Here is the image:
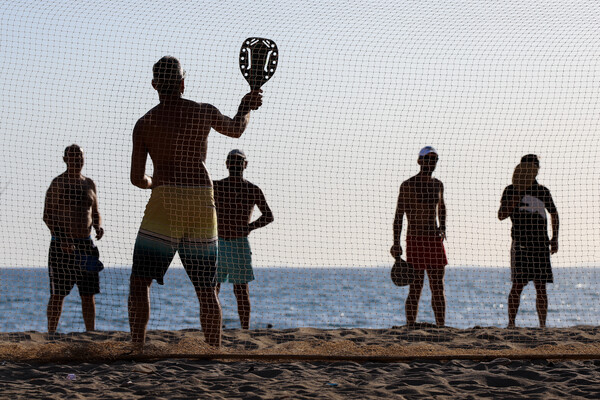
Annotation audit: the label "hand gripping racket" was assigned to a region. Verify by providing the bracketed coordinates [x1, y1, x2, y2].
[239, 38, 278, 90]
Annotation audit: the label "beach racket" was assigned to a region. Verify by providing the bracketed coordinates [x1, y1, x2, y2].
[512, 162, 537, 192]
[239, 38, 278, 90]
[391, 257, 415, 287]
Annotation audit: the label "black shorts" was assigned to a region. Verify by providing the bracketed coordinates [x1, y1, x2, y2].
[510, 241, 553, 284]
[48, 239, 101, 296]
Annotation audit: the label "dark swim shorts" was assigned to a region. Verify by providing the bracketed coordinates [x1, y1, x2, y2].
[48, 238, 101, 296]
[510, 241, 553, 284]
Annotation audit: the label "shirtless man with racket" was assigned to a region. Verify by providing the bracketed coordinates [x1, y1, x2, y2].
[391, 146, 448, 327]
[129, 56, 262, 348]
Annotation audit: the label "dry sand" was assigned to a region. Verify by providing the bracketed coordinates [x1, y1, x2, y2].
[1, 325, 600, 398]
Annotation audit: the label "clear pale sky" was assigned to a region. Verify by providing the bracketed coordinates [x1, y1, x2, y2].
[1, 0, 599, 268]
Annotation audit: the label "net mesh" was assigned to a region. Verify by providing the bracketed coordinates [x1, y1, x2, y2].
[1, 0, 600, 360]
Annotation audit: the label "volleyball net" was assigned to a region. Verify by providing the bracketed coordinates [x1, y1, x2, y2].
[1, 0, 600, 360]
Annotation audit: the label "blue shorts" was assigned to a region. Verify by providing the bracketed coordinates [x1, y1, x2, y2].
[217, 237, 254, 284]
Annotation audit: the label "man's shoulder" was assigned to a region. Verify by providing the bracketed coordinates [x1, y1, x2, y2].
[532, 182, 551, 192]
[50, 174, 66, 186]
[84, 176, 97, 189]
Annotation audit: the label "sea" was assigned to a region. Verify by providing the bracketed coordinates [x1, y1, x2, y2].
[1, 267, 599, 333]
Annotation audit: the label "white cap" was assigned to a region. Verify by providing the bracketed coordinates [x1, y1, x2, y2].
[227, 149, 247, 160]
[418, 146, 437, 157]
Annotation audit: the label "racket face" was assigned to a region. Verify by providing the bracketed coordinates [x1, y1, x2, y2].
[239, 38, 278, 89]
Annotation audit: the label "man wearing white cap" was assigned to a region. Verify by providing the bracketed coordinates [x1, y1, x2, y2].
[213, 149, 274, 329]
[391, 146, 448, 327]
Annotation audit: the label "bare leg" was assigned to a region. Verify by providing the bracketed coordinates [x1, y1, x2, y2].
[80, 295, 96, 331]
[233, 283, 251, 329]
[405, 270, 425, 327]
[47, 294, 65, 333]
[508, 282, 525, 328]
[195, 286, 222, 347]
[534, 282, 548, 328]
[427, 268, 446, 327]
[128, 275, 152, 345]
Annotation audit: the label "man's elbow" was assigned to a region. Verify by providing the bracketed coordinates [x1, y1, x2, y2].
[224, 128, 244, 138]
[130, 176, 146, 189]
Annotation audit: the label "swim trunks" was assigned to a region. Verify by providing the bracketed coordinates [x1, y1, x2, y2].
[48, 237, 101, 296]
[510, 241, 553, 284]
[406, 236, 448, 271]
[132, 186, 218, 286]
[217, 237, 254, 284]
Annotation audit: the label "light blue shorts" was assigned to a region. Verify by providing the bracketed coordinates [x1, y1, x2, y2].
[217, 237, 254, 284]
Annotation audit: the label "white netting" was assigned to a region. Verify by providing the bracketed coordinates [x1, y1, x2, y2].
[1, 0, 599, 357]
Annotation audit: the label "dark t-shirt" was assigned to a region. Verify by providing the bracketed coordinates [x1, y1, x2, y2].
[501, 181, 557, 248]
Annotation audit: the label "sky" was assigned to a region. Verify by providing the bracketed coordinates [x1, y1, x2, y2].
[1, 0, 600, 269]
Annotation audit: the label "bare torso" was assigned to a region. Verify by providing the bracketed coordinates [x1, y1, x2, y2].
[45, 174, 97, 239]
[214, 178, 261, 239]
[400, 174, 444, 237]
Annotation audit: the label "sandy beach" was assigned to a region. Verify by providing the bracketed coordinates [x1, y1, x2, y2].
[1, 326, 600, 398]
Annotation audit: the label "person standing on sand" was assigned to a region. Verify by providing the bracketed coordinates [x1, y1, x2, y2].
[43, 144, 104, 333]
[499, 154, 559, 329]
[214, 149, 274, 329]
[391, 146, 448, 327]
[128, 56, 262, 349]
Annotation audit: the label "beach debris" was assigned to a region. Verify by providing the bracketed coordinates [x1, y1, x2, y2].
[326, 382, 338, 387]
[132, 364, 156, 374]
[66, 373, 77, 380]
[267, 324, 273, 329]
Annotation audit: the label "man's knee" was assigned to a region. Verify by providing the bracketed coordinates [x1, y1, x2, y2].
[510, 283, 525, 294]
[80, 295, 95, 304]
[196, 286, 218, 301]
[233, 284, 249, 296]
[534, 282, 547, 294]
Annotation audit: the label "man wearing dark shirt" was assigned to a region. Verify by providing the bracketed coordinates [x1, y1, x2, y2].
[213, 150, 274, 329]
[499, 154, 559, 328]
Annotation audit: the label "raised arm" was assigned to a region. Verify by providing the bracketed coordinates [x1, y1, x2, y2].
[438, 182, 446, 239]
[130, 120, 153, 189]
[209, 90, 263, 138]
[248, 188, 274, 233]
[90, 179, 104, 240]
[391, 184, 406, 258]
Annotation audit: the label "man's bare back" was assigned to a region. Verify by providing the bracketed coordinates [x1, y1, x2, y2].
[131, 96, 259, 188]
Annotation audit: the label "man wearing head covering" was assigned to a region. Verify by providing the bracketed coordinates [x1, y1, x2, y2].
[129, 56, 263, 348]
[499, 154, 559, 328]
[213, 150, 274, 329]
[391, 146, 448, 327]
[43, 144, 104, 333]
